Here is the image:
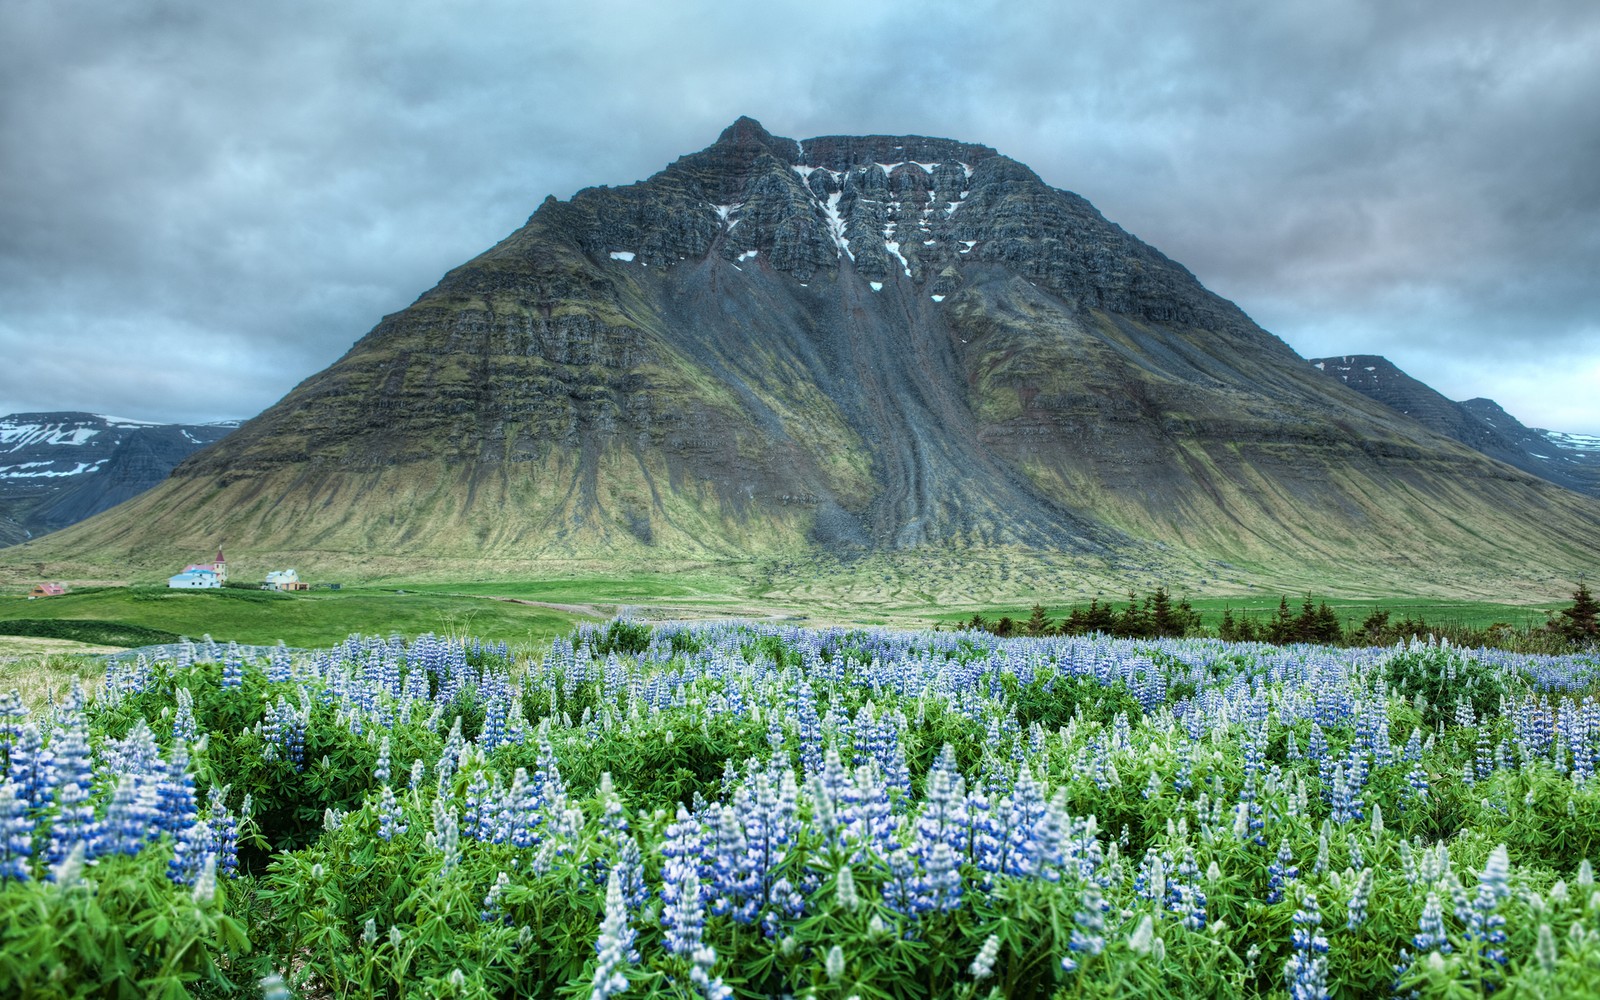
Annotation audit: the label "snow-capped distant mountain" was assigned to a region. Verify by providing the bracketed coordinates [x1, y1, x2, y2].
[0, 412, 237, 546]
[1540, 429, 1600, 457]
[1309, 357, 1600, 498]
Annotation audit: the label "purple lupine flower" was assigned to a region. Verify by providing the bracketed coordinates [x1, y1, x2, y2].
[46, 712, 95, 865]
[1267, 838, 1299, 904]
[1413, 891, 1450, 955]
[157, 741, 198, 835]
[1284, 892, 1329, 1000]
[0, 777, 32, 881]
[590, 867, 637, 1000]
[376, 784, 408, 841]
[1061, 881, 1108, 972]
[6, 722, 53, 811]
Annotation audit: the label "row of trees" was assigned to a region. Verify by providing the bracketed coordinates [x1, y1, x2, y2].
[963, 587, 1202, 640]
[953, 581, 1599, 649]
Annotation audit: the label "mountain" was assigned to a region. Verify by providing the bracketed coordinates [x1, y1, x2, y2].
[0, 413, 237, 546]
[5, 118, 1597, 600]
[1309, 356, 1600, 498]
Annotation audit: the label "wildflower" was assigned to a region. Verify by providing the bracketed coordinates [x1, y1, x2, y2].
[1128, 913, 1156, 954]
[0, 779, 32, 881]
[835, 865, 860, 912]
[1062, 881, 1107, 972]
[1413, 891, 1450, 955]
[825, 944, 845, 982]
[1284, 891, 1329, 1000]
[590, 868, 636, 999]
[1346, 868, 1372, 929]
[260, 973, 291, 1000]
[970, 934, 1001, 979]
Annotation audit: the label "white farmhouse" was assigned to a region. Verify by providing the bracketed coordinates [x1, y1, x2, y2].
[263, 569, 305, 591]
[168, 568, 221, 589]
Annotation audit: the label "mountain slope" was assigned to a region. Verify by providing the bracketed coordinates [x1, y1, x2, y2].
[1310, 356, 1600, 498]
[0, 413, 236, 545]
[5, 119, 1597, 600]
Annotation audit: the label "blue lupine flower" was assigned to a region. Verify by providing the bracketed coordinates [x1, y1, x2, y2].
[0, 778, 32, 881]
[1267, 838, 1299, 904]
[376, 784, 408, 841]
[1468, 845, 1511, 966]
[171, 688, 197, 745]
[1346, 867, 1372, 928]
[158, 741, 198, 835]
[374, 736, 392, 785]
[1062, 881, 1107, 971]
[590, 867, 637, 1000]
[1413, 891, 1450, 955]
[6, 722, 53, 811]
[660, 806, 707, 956]
[1284, 892, 1330, 1000]
[46, 712, 95, 864]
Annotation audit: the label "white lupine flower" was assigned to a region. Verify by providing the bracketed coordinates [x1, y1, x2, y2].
[825, 944, 845, 982]
[1536, 923, 1558, 973]
[836, 866, 860, 912]
[970, 934, 1001, 979]
[1129, 914, 1156, 954]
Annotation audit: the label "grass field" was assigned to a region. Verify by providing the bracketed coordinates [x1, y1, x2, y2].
[926, 593, 1566, 633]
[0, 585, 587, 650]
[0, 570, 1577, 659]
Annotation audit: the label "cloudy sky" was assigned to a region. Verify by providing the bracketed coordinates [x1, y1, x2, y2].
[3, 0, 1597, 433]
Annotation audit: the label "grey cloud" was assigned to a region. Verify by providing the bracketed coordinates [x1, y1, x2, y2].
[1, 0, 1596, 431]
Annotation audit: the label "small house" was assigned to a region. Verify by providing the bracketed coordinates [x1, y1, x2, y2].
[29, 582, 67, 598]
[263, 569, 307, 592]
[168, 568, 221, 589]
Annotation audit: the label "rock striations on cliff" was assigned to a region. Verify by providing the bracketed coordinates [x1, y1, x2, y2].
[8, 118, 1598, 596]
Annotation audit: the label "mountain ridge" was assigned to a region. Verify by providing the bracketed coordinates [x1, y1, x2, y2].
[0, 412, 236, 546]
[1309, 355, 1600, 497]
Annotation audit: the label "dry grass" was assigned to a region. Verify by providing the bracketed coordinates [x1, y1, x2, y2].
[0, 639, 108, 707]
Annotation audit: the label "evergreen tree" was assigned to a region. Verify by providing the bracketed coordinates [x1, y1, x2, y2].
[1294, 595, 1319, 644]
[1219, 607, 1238, 641]
[1084, 597, 1115, 635]
[1024, 603, 1051, 637]
[1555, 581, 1599, 643]
[1357, 609, 1391, 644]
[1266, 597, 1296, 644]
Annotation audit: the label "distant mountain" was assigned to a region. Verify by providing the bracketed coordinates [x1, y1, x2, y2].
[0, 413, 236, 545]
[6, 118, 1599, 599]
[1310, 356, 1600, 497]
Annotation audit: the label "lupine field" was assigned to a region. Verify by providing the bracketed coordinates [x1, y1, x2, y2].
[3, 621, 1600, 998]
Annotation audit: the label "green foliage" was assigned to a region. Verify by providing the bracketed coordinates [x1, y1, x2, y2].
[0, 852, 250, 999]
[587, 618, 654, 657]
[1383, 639, 1521, 730]
[0, 618, 181, 647]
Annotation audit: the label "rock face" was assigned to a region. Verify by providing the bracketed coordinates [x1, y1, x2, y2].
[8, 118, 1600, 594]
[0, 414, 236, 545]
[1311, 356, 1600, 498]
